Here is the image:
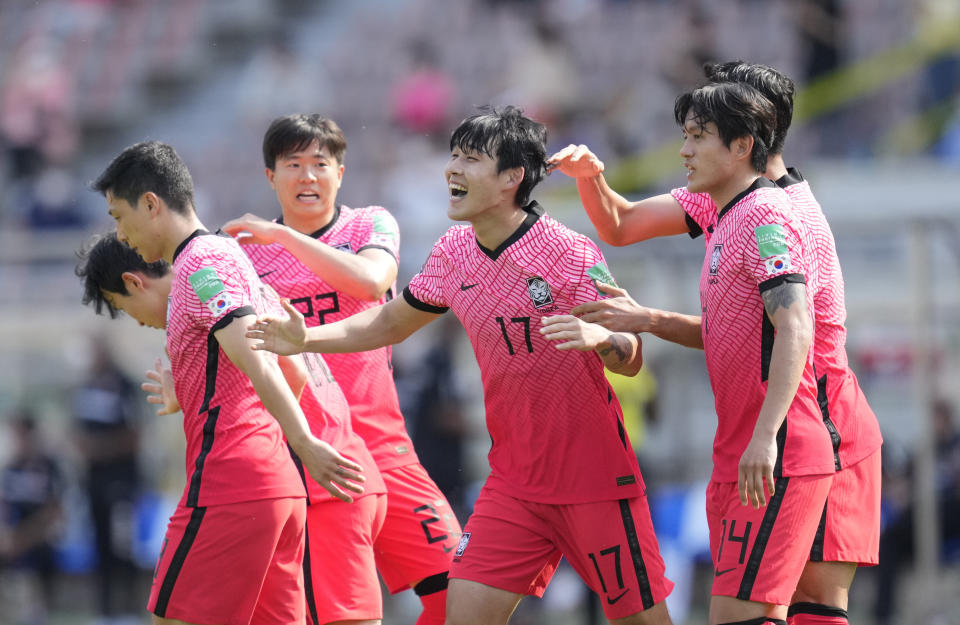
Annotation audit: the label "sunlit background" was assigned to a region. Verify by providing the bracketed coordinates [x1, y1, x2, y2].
[1, 0, 958, 623]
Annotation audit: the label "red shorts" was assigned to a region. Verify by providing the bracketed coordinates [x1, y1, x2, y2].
[305, 493, 387, 623]
[809, 448, 881, 566]
[374, 463, 461, 593]
[450, 486, 673, 620]
[148, 497, 306, 625]
[707, 474, 832, 606]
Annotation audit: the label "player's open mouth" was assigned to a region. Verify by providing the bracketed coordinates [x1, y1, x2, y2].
[449, 183, 467, 198]
[297, 193, 320, 201]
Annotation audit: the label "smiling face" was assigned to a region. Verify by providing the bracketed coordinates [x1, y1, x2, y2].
[101, 272, 170, 329]
[444, 147, 518, 223]
[266, 140, 343, 222]
[679, 112, 739, 196]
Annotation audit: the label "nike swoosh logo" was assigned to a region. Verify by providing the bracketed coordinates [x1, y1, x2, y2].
[257, 270, 276, 279]
[714, 567, 736, 577]
[460, 283, 478, 291]
[607, 589, 629, 605]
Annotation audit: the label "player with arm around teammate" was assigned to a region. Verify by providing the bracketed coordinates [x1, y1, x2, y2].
[551, 61, 882, 625]
[83, 141, 368, 625]
[222, 114, 461, 625]
[247, 106, 676, 625]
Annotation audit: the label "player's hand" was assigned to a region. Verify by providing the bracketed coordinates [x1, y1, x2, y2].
[298, 438, 365, 503]
[572, 283, 653, 334]
[546, 144, 605, 178]
[539, 314, 611, 351]
[246, 299, 307, 356]
[141, 357, 180, 415]
[738, 434, 777, 508]
[222, 213, 283, 245]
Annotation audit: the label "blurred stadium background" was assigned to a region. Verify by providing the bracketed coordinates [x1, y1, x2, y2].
[0, 0, 958, 623]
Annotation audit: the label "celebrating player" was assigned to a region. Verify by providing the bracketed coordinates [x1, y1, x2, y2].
[246, 106, 675, 625]
[221, 113, 460, 625]
[80, 141, 367, 625]
[550, 61, 882, 625]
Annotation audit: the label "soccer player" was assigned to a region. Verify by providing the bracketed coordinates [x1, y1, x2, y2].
[550, 61, 883, 625]
[76, 232, 388, 625]
[554, 82, 837, 625]
[220, 113, 461, 625]
[81, 141, 367, 625]
[246, 106, 675, 625]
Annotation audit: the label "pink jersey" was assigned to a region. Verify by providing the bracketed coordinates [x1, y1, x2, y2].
[404, 202, 644, 504]
[241, 205, 417, 471]
[672, 169, 882, 469]
[681, 179, 835, 482]
[166, 230, 305, 508]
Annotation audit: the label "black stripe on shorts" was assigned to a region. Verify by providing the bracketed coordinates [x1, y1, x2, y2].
[809, 498, 827, 562]
[737, 477, 789, 600]
[619, 499, 655, 609]
[153, 506, 207, 617]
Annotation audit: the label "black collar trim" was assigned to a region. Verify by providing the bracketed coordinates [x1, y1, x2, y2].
[277, 205, 341, 239]
[478, 201, 543, 261]
[775, 167, 805, 189]
[717, 177, 776, 224]
[172, 229, 211, 263]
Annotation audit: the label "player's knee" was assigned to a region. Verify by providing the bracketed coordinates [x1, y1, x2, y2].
[787, 602, 848, 624]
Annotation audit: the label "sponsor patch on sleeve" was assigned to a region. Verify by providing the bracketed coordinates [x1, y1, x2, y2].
[370, 214, 399, 247]
[188, 267, 226, 303]
[586, 263, 618, 293]
[755, 224, 789, 258]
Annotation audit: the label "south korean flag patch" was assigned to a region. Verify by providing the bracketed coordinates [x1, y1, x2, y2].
[526, 276, 554, 309]
[763, 254, 793, 275]
[206, 292, 237, 318]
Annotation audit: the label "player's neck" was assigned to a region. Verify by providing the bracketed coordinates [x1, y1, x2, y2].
[281, 203, 337, 235]
[471, 204, 527, 251]
[763, 154, 788, 181]
[708, 170, 762, 213]
[164, 211, 207, 263]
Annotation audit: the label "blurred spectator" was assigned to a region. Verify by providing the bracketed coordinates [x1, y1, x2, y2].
[873, 398, 960, 625]
[407, 316, 471, 523]
[390, 38, 457, 136]
[0, 407, 64, 625]
[70, 340, 143, 622]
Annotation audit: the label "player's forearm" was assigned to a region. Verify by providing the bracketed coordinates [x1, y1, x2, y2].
[275, 228, 393, 301]
[596, 332, 643, 376]
[647, 310, 704, 350]
[576, 174, 636, 246]
[753, 316, 812, 439]
[302, 298, 422, 353]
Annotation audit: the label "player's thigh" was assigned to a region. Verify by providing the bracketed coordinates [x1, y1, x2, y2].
[706, 475, 832, 609]
[609, 600, 672, 625]
[306, 494, 386, 623]
[446, 578, 523, 625]
[375, 464, 461, 592]
[792, 560, 857, 608]
[553, 497, 674, 621]
[448, 486, 561, 598]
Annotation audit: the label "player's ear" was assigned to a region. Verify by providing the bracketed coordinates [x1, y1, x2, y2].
[503, 166, 524, 189]
[265, 167, 276, 188]
[733, 135, 753, 161]
[140, 191, 161, 215]
[121, 271, 145, 292]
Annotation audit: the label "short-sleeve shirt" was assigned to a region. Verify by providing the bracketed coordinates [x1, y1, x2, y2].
[679, 179, 835, 482]
[242, 205, 417, 472]
[672, 170, 883, 470]
[166, 230, 305, 508]
[404, 202, 643, 504]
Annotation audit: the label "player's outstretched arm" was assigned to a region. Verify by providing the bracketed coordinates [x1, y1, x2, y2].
[141, 356, 180, 416]
[547, 144, 690, 245]
[539, 315, 644, 376]
[739, 281, 812, 510]
[224, 213, 397, 301]
[216, 316, 365, 502]
[572, 283, 704, 349]
[248, 296, 438, 355]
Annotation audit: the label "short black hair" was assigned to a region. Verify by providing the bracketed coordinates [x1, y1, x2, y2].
[262, 114, 347, 170]
[704, 60, 795, 155]
[674, 82, 777, 173]
[449, 105, 547, 207]
[75, 231, 170, 318]
[91, 141, 195, 215]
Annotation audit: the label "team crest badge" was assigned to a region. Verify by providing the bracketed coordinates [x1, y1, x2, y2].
[710, 244, 723, 275]
[455, 532, 471, 558]
[526, 276, 554, 309]
[333, 242, 353, 253]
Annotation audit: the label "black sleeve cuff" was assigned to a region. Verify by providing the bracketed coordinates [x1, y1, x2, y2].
[758, 273, 805, 293]
[210, 305, 257, 333]
[685, 212, 703, 239]
[402, 286, 448, 314]
[357, 244, 399, 264]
